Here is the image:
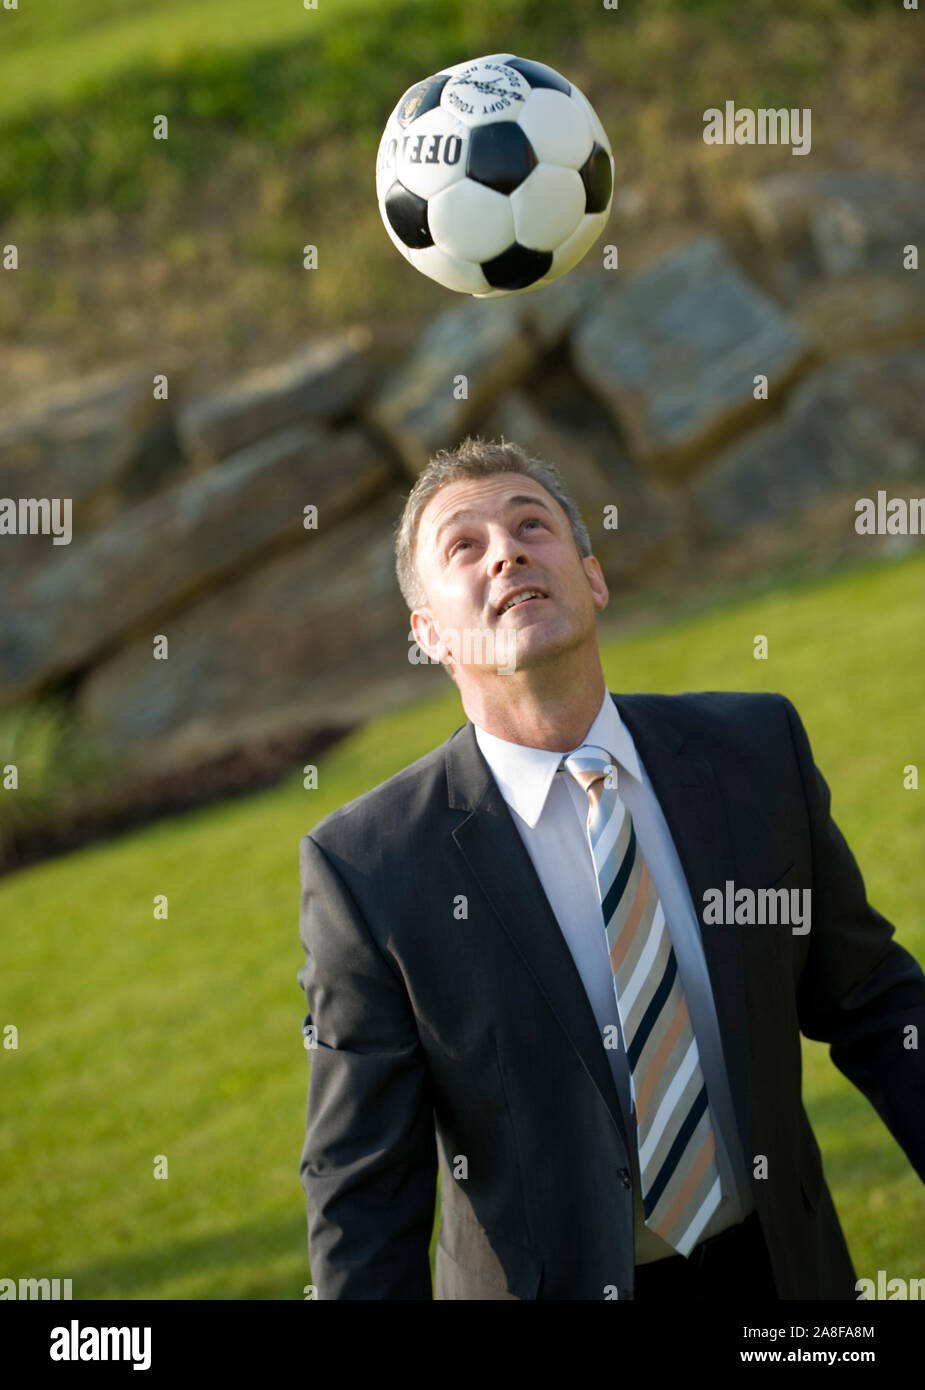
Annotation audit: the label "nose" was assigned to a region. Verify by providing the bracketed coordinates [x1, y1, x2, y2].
[487, 526, 529, 575]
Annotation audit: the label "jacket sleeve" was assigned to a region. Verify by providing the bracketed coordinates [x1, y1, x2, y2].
[781, 695, 925, 1182]
[297, 831, 437, 1298]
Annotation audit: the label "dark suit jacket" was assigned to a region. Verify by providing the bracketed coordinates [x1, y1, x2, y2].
[297, 690, 925, 1299]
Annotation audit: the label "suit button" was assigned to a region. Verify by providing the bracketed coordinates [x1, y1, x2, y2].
[617, 1168, 631, 1188]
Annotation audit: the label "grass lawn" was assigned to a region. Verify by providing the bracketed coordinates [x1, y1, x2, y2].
[1, 547, 923, 1298]
[0, 0, 377, 122]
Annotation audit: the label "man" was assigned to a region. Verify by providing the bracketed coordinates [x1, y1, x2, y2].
[297, 435, 925, 1300]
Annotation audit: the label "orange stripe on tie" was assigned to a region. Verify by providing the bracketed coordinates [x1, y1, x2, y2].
[634, 996, 690, 1126]
[608, 860, 651, 976]
[655, 1129, 717, 1242]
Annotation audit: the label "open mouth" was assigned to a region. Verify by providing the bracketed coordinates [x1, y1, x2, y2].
[496, 589, 549, 616]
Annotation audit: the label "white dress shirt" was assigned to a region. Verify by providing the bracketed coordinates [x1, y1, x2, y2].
[473, 689, 754, 1263]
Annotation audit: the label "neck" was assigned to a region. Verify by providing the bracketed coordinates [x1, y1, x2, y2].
[459, 655, 608, 751]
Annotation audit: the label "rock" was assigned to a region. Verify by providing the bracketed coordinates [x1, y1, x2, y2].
[72, 491, 445, 771]
[741, 171, 925, 277]
[690, 347, 925, 540]
[365, 297, 536, 474]
[0, 365, 188, 540]
[571, 235, 812, 477]
[177, 327, 374, 464]
[0, 425, 392, 707]
[481, 374, 680, 584]
[795, 273, 925, 357]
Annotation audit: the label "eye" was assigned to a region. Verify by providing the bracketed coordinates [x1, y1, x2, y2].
[521, 516, 545, 531]
[448, 537, 473, 557]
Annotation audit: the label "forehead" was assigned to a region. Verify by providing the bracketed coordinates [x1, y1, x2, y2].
[418, 472, 559, 543]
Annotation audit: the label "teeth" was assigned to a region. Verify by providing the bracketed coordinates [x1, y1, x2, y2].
[500, 590, 545, 614]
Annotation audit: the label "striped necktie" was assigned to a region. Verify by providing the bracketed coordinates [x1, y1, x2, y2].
[561, 745, 723, 1257]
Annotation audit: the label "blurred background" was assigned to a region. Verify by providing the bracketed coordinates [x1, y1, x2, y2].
[1, 0, 923, 1298]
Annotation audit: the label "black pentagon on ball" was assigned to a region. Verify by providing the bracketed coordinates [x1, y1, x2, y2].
[481, 242, 553, 291]
[466, 122, 538, 195]
[504, 57, 570, 95]
[384, 181, 433, 249]
[396, 73, 451, 128]
[580, 142, 613, 214]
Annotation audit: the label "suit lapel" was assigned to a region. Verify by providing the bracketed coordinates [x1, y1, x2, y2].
[446, 718, 631, 1152]
[444, 692, 750, 1164]
[612, 694, 750, 1157]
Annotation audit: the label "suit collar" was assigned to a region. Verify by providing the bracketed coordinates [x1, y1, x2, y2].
[447, 693, 682, 813]
[471, 691, 644, 829]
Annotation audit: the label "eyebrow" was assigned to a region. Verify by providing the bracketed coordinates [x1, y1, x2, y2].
[433, 494, 555, 548]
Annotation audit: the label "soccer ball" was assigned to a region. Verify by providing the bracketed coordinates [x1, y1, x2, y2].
[375, 54, 614, 298]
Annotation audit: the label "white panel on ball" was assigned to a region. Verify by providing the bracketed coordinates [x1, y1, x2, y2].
[391, 108, 471, 201]
[567, 84, 612, 156]
[439, 58, 531, 128]
[510, 165, 585, 250]
[516, 89, 594, 169]
[409, 244, 492, 295]
[428, 179, 515, 260]
[548, 207, 610, 279]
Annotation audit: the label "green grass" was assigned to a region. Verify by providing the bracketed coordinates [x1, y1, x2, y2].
[1, 548, 922, 1297]
[0, 0, 366, 122]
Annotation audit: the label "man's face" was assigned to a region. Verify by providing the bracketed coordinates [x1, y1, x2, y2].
[410, 472, 608, 678]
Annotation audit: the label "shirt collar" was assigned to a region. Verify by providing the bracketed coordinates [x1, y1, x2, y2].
[472, 690, 642, 829]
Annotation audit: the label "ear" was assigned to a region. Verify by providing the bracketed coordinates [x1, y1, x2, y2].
[411, 607, 452, 663]
[582, 554, 609, 611]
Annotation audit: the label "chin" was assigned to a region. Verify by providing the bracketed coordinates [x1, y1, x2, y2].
[504, 630, 573, 669]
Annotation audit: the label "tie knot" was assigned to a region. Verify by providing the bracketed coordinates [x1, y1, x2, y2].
[560, 745, 617, 794]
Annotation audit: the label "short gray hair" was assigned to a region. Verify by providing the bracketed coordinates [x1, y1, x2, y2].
[393, 434, 592, 612]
